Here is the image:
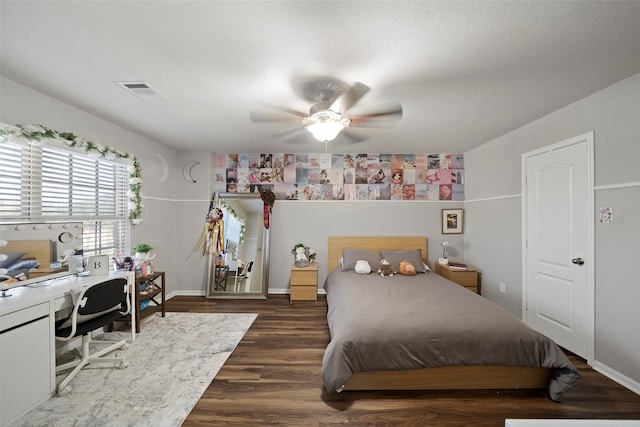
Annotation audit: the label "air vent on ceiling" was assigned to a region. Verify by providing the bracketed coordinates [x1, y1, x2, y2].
[115, 81, 169, 101]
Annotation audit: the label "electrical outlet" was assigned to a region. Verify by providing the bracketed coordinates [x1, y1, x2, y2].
[499, 282, 506, 294]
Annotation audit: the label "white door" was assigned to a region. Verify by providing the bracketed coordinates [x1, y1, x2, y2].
[522, 133, 594, 362]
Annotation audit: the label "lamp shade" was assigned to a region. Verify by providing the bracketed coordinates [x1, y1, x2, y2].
[306, 121, 345, 142]
[304, 109, 351, 142]
[441, 240, 449, 258]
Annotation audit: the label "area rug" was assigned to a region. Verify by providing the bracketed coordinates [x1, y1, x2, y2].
[10, 312, 257, 427]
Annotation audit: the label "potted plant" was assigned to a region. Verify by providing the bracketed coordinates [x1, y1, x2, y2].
[132, 242, 156, 263]
[132, 242, 153, 255]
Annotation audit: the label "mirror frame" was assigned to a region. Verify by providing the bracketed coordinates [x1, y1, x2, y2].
[205, 192, 269, 299]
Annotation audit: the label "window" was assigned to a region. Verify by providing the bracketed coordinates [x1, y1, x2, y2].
[223, 209, 243, 247]
[0, 143, 130, 257]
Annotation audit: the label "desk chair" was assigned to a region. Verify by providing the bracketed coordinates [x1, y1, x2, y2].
[55, 277, 130, 395]
[238, 260, 253, 280]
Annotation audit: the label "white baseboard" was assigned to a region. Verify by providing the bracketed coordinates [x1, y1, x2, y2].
[166, 290, 205, 300]
[265, 288, 327, 295]
[169, 288, 327, 297]
[593, 360, 640, 396]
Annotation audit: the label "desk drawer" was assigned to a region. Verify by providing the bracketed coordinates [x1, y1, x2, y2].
[1, 302, 49, 332]
[1, 303, 52, 426]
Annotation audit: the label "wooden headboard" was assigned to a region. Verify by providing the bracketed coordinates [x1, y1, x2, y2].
[1, 239, 53, 272]
[327, 236, 428, 275]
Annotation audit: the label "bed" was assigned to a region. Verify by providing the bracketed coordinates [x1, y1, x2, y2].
[322, 236, 579, 402]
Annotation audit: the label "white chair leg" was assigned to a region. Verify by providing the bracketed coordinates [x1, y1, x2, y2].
[56, 335, 128, 395]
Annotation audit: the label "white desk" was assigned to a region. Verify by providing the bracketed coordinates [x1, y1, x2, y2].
[0, 270, 135, 426]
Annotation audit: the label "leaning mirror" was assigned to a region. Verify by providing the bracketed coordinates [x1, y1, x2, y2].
[205, 192, 269, 299]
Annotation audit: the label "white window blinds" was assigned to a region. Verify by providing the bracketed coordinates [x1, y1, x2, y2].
[0, 143, 130, 257]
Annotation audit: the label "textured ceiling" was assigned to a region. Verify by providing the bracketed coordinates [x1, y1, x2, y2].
[2, 1, 640, 154]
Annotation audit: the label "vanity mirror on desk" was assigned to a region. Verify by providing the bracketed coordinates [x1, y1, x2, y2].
[205, 192, 269, 299]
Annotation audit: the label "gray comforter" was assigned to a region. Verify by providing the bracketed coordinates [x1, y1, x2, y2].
[321, 268, 579, 401]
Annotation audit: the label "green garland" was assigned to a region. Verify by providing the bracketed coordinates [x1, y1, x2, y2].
[0, 123, 143, 224]
[219, 200, 246, 243]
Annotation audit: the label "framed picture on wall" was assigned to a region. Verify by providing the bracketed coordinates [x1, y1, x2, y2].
[442, 208, 464, 234]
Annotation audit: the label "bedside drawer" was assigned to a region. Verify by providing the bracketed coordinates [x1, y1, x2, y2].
[435, 263, 480, 294]
[290, 285, 317, 301]
[290, 264, 318, 303]
[291, 270, 317, 285]
[447, 271, 478, 287]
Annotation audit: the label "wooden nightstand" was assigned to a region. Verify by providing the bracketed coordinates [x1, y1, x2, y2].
[435, 263, 480, 294]
[290, 263, 318, 303]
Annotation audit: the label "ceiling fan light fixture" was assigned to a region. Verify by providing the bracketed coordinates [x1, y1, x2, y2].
[305, 110, 350, 142]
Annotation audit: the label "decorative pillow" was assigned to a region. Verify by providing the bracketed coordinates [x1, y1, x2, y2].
[380, 249, 425, 273]
[341, 249, 381, 271]
[0, 251, 25, 268]
[6, 259, 39, 272]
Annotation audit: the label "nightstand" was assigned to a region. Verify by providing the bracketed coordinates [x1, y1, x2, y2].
[290, 263, 318, 303]
[435, 263, 480, 294]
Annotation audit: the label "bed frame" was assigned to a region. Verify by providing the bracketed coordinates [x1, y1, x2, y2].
[327, 236, 550, 391]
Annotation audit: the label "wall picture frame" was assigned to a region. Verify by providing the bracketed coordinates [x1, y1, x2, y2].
[442, 208, 464, 234]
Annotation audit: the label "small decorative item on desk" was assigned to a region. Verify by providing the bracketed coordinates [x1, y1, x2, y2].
[292, 243, 315, 268]
[113, 254, 131, 271]
[215, 253, 225, 266]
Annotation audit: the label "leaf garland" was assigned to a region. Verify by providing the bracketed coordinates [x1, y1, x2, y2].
[0, 123, 143, 224]
[219, 200, 246, 243]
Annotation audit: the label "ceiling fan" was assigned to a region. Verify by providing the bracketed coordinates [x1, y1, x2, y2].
[250, 77, 403, 147]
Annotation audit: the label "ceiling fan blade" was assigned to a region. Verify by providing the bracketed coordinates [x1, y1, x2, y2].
[349, 103, 403, 128]
[271, 126, 306, 139]
[330, 82, 370, 114]
[332, 128, 370, 146]
[250, 102, 307, 123]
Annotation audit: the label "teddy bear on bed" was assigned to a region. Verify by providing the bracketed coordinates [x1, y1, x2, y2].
[377, 259, 394, 276]
[399, 260, 417, 276]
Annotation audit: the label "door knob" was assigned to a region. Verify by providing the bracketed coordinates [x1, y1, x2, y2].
[571, 258, 585, 265]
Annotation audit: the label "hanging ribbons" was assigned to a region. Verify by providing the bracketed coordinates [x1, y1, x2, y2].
[259, 187, 276, 229]
[194, 197, 225, 256]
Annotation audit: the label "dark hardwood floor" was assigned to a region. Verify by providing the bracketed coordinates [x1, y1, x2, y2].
[166, 295, 640, 426]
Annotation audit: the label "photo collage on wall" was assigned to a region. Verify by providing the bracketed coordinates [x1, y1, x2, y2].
[214, 153, 464, 201]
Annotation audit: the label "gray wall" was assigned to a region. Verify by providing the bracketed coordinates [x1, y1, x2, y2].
[464, 72, 640, 391]
[0, 76, 182, 296]
[266, 200, 464, 293]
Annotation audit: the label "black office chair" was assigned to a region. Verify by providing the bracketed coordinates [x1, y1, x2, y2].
[241, 260, 253, 279]
[231, 260, 253, 281]
[55, 277, 130, 395]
